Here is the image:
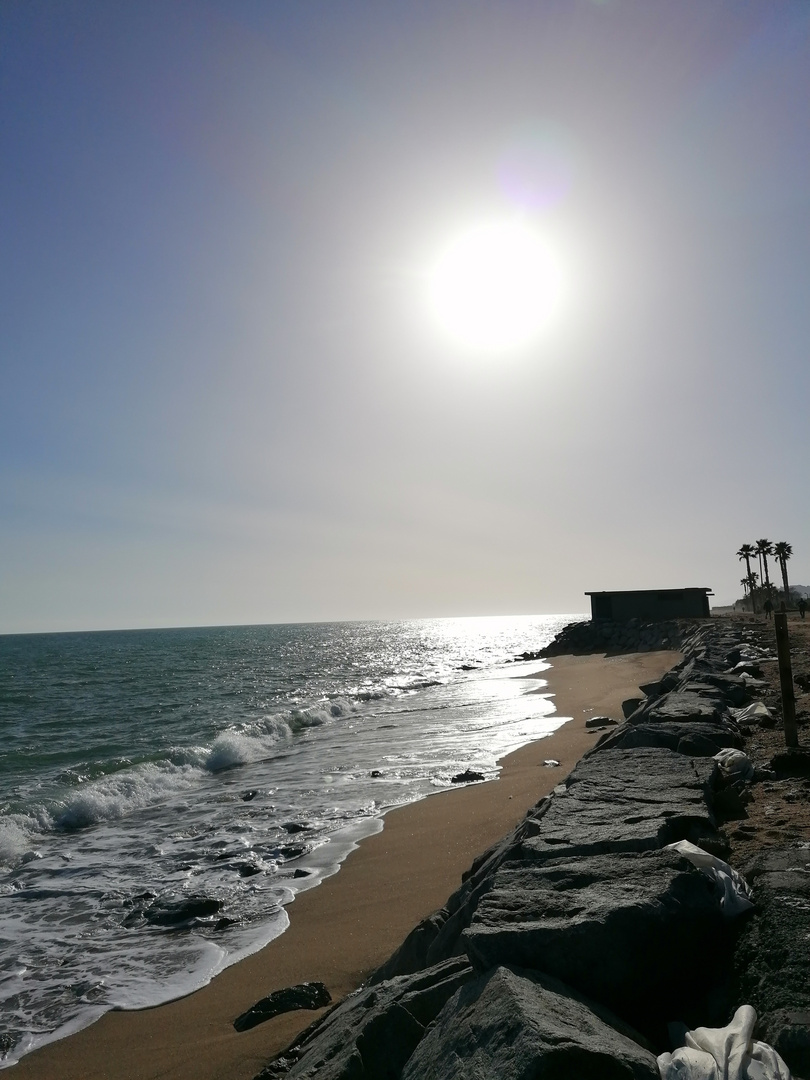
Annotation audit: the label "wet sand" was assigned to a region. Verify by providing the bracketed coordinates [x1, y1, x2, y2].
[11, 649, 678, 1080]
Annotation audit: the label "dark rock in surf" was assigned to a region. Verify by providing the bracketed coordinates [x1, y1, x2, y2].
[142, 895, 223, 928]
[451, 769, 485, 784]
[401, 966, 659, 1080]
[279, 844, 309, 860]
[234, 982, 332, 1033]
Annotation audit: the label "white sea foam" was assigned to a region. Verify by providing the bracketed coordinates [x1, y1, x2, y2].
[51, 762, 203, 831]
[204, 700, 357, 772]
[0, 818, 35, 868]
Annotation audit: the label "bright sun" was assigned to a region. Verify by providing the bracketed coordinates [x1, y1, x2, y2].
[427, 219, 561, 352]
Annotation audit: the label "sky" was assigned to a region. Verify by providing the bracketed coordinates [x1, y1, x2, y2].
[2, 0, 810, 633]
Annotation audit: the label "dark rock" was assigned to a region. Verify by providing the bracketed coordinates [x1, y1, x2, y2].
[515, 748, 719, 863]
[638, 680, 663, 699]
[293, 868, 311, 878]
[234, 982, 332, 1032]
[141, 895, 223, 928]
[585, 716, 617, 729]
[450, 769, 485, 784]
[677, 672, 749, 707]
[266, 958, 474, 1079]
[242, 790, 259, 801]
[734, 847, 810, 1077]
[279, 844, 309, 860]
[401, 966, 658, 1080]
[464, 849, 731, 1040]
[254, 1055, 299, 1079]
[214, 917, 237, 931]
[622, 698, 644, 718]
[370, 770, 383, 778]
[590, 721, 743, 757]
[238, 862, 263, 877]
[282, 822, 312, 834]
[770, 747, 810, 778]
[712, 785, 749, 822]
[634, 692, 725, 726]
[0, 1034, 15, 1054]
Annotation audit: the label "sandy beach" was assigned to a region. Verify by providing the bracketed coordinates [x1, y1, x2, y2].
[10, 649, 678, 1080]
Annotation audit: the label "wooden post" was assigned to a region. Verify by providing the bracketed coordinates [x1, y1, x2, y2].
[774, 611, 799, 748]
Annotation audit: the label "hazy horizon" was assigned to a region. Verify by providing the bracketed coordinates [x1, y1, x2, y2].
[3, 1, 809, 635]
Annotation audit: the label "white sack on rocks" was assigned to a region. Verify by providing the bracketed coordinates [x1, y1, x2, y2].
[665, 841, 754, 916]
[731, 702, 775, 725]
[657, 1004, 791, 1080]
[714, 749, 754, 781]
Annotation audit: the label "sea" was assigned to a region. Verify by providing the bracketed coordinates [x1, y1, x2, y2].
[0, 614, 580, 1066]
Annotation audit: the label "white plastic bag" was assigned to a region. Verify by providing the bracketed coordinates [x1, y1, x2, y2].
[730, 702, 774, 726]
[713, 749, 754, 781]
[658, 1005, 792, 1080]
[666, 841, 754, 916]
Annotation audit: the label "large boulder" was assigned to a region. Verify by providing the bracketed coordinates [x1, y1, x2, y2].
[733, 846, 810, 1078]
[463, 849, 731, 1040]
[401, 966, 659, 1080]
[517, 747, 719, 863]
[590, 720, 743, 757]
[634, 692, 726, 726]
[676, 672, 749, 707]
[262, 958, 474, 1080]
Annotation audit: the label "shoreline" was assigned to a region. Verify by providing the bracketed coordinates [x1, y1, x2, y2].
[9, 649, 679, 1080]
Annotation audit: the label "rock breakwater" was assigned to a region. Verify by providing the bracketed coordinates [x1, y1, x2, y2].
[250, 620, 808, 1079]
[539, 617, 688, 656]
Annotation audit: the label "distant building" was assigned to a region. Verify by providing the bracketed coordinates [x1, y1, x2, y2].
[586, 588, 712, 622]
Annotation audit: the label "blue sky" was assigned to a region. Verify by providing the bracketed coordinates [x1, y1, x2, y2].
[2, 0, 810, 632]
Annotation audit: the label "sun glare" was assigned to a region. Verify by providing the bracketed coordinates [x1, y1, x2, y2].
[427, 220, 562, 352]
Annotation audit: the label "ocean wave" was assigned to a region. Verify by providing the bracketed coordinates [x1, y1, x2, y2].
[204, 698, 357, 772]
[0, 817, 36, 868]
[388, 677, 447, 692]
[51, 762, 203, 831]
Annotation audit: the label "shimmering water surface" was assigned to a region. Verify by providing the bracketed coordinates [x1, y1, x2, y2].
[0, 614, 579, 1065]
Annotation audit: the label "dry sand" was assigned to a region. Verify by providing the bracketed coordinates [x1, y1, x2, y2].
[11, 649, 678, 1080]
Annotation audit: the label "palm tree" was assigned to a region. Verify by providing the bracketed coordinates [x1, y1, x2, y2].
[738, 544, 758, 612]
[747, 571, 759, 612]
[740, 577, 749, 596]
[773, 541, 793, 605]
[756, 539, 774, 598]
[737, 544, 756, 580]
